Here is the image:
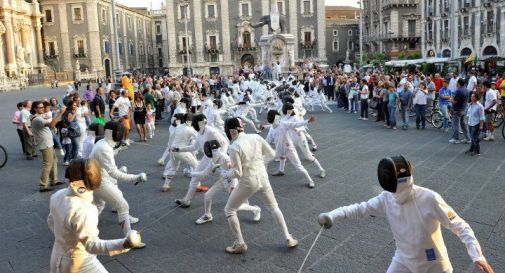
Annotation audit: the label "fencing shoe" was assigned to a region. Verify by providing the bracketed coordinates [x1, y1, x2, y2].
[195, 215, 213, 225]
[225, 242, 248, 254]
[253, 206, 261, 222]
[272, 171, 285, 176]
[287, 237, 299, 248]
[129, 216, 139, 224]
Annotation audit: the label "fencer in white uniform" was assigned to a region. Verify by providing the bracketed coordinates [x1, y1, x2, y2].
[157, 114, 180, 167]
[89, 122, 148, 242]
[162, 113, 198, 192]
[264, 109, 320, 188]
[318, 156, 494, 273]
[221, 117, 298, 254]
[190, 140, 261, 225]
[173, 114, 229, 207]
[48, 159, 143, 273]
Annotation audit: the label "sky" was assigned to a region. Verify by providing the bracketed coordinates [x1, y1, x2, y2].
[117, 0, 359, 9]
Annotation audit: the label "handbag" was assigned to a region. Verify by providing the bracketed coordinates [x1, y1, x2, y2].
[68, 122, 81, 138]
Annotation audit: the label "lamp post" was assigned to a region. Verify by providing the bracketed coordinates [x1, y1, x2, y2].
[358, 0, 363, 68]
[182, 2, 192, 77]
[111, 0, 122, 86]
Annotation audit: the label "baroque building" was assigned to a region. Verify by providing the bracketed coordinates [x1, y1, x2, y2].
[361, 0, 422, 59]
[164, 0, 327, 76]
[325, 6, 360, 66]
[0, 0, 45, 90]
[421, 0, 504, 64]
[39, 0, 156, 80]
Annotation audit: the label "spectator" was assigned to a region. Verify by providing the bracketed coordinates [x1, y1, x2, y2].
[398, 83, 413, 130]
[388, 84, 399, 130]
[381, 82, 390, 128]
[466, 93, 485, 156]
[483, 81, 497, 141]
[467, 71, 478, 93]
[91, 87, 106, 125]
[449, 78, 471, 144]
[133, 92, 148, 142]
[21, 100, 36, 160]
[108, 90, 119, 120]
[84, 84, 94, 102]
[74, 97, 89, 158]
[30, 101, 66, 192]
[438, 79, 452, 132]
[111, 90, 132, 146]
[413, 82, 428, 130]
[359, 79, 369, 120]
[12, 102, 26, 154]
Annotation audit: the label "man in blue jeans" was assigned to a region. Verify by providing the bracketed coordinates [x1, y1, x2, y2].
[398, 84, 413, 130]
[449, 78, 470, 144]
[438, 79, 452, 132]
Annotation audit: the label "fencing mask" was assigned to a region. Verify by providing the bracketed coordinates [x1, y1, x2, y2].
[224, 117, 244, 141]
[204, 140, 221, 159]
[192, 113, 207, 134]
[377, 155, 413, 193]
[104, 121, 125, 149]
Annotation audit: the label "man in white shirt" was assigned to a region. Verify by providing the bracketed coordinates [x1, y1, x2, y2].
[110, 90, 132, 145]
[448, 72, 459, 93]
[20, 100, 37, 159]
[275, 62, 282, 81]
[483, 81, 497, 141]
[467, 71, 478, 92]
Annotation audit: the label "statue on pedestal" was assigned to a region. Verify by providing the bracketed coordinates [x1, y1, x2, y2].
[250, 1, 286, 34]
[16, 45, 25, 66]
[75, 60, 81, 72]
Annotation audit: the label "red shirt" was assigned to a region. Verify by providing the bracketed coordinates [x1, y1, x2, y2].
[433, 78, 443, 92]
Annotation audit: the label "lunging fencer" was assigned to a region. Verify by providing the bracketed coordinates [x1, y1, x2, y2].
[318, 155, 494, 273]
[191, 140, 261, 225]
[221, 117, 298, 254]
[48, 159, 143, 273]
[173, 114, 229, 207]
[89, 122, 148, 246]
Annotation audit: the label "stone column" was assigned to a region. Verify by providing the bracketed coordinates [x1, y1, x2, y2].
[133, 15, 139, 69]
[0, 22, 6, 77]
[33, 23, 45, 67]
[316, 0, 326, 61]
[122, 13, 129, 69]
[86, 0, 103, 74]
[58, 2, 73, 72]
[288, 0, 298, 60]
[166, 0, 178, 68]
[220, 0, 232, 64]
[474, 6, 481, 56]
[3, 13, 17, 75]
[193, 0, 204, 64]
[261, 0, 269, 36]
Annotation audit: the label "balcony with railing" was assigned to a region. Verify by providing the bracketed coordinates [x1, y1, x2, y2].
[382, 0, 418, 9]
[301, 40, 316, 49]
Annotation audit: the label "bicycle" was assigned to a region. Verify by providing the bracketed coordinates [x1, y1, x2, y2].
[0, 145, 7, 169]
[493, 104, 505, 128]
[431, 110, 463, 134]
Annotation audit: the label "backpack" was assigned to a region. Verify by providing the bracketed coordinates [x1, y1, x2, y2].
[399, 91, 409, 106]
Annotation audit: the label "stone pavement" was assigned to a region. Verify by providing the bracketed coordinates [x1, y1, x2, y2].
[0, 86, 504, 273]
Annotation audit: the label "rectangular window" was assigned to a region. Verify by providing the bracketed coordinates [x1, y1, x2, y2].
[208, 4, 216, 18]
[241, 3, 249, 17]
[182, 37, 188, 50]
[242, 32, 251, 47]
[77, 40, 85, 55]
[127, 17, 132, 29]
[130, 44, 134, 55]
[348, 30, 352, 36]
[443, 20, 449, 38]
[487, 10, 494, 33]
[303, 0, 310, 14]
[156, 24, 161, 35]
[428, 22, 433, 40]
[277, 2, 284, 15]
[304, 32, 311, 44]
[463, 16, 469, 35]
[48, 42, 56, 56]
[209, 36, 217, 49]
[408, 20, 416, 37]
[181, 5, 188, 19]
[119, 42, 123, 55]
[73, 8, 82, 21]
[332, 41, 339, 51]
[45, 10, 53, 23]
[210, 54, 218, 62]
[333, 29, 338, 36]
[116, 13, 120, 25]
[104, 41, 110, 53]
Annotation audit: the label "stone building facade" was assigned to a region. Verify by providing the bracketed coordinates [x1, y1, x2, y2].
[325, 6, 360, 66]
[164, 0, 327, 76]
[39, 0, 156, 80]
[0, 0, 45, 90]
[421, 0, 504, 62]
[362, 0, 422, 59]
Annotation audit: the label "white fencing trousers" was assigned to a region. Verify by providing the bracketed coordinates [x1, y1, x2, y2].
[224, 172, 291, 245]
[181, 156, 211, 204]
[303, 131, 317, 147]
[203, 179, 257, 217]
[386, 258, 453, 273]
[278, 147, 313, 183]
[93, 182, 131, 235]
[248, 107, 258, 121]
[50, 253, 108, 273]
[163, 152, 198, 177]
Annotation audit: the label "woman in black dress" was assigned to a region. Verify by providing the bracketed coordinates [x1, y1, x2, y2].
[133, 92, 147, 142]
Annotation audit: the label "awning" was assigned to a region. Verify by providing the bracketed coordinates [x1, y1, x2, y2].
[480, 56, 505, 62]
[385, 59, 424, 67]
[425, 57, 451, 64]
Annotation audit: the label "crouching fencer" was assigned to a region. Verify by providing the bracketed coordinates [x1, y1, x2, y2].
[221, 117, 298, 254]
[48, 159, 144, 273]
[191, 140, 261, 225]
[90, 122, 148, 245]
[318, 155, 494, 273]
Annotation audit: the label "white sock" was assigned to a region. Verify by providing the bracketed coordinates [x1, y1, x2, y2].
[279, 159, 286, 172]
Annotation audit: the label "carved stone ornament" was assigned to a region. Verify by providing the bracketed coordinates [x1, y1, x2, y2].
[0, 21, 5, 34]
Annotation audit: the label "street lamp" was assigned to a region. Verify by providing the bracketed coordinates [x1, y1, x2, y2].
[358, 0, 363, 68]
[111, 0, 122, 86]
[182, 2, 192, 77]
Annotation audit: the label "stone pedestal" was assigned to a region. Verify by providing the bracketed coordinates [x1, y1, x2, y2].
[259, 34, 296, 74]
